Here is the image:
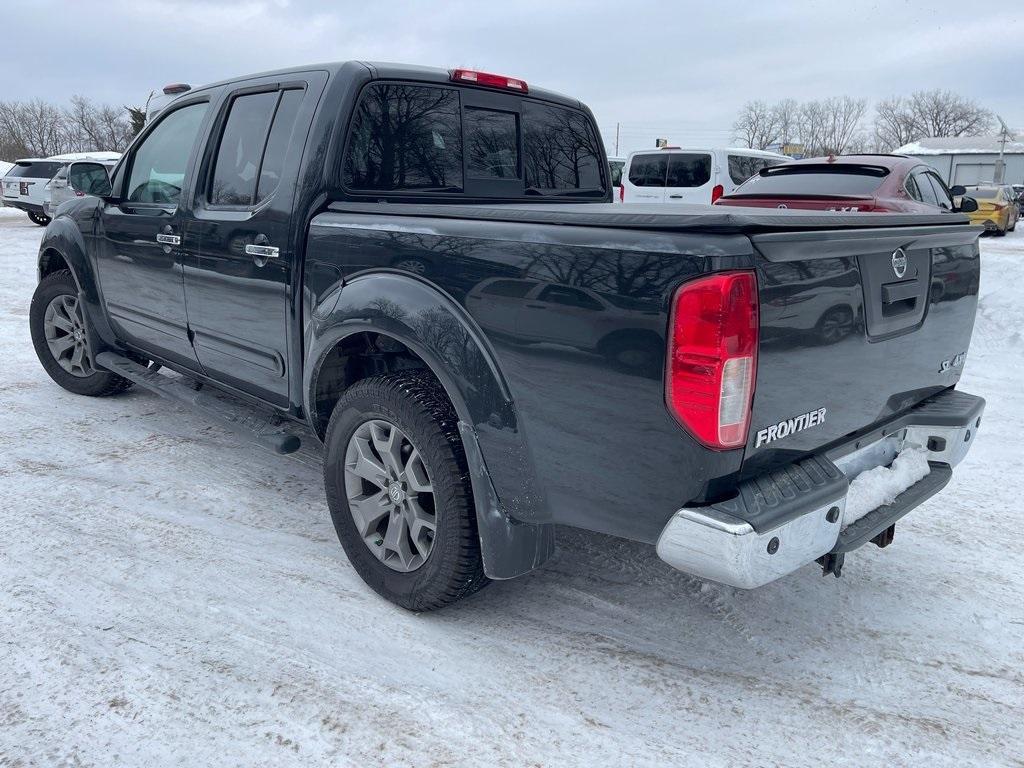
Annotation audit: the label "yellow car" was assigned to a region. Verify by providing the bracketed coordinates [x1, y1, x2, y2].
[964, 185, 1019, 235]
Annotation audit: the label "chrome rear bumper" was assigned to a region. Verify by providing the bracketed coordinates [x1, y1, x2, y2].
[656, 389, 984, 589]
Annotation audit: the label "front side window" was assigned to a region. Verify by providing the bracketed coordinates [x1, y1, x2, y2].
[666, 153, 712, 188]
[522, 101, 602, 193]
[627, 155, 668, 187]
[465, 108, 519, 180]
[728, 155, 783, 185]
[344, 84, 463, 192]
[126, 101, 209, 204]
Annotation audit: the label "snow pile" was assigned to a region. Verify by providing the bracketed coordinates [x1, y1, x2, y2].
[843, 443, 931, 527]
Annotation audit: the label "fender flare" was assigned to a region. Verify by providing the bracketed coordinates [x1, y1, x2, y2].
[306, 271, 554, 579]
[37, 203, 119, 349]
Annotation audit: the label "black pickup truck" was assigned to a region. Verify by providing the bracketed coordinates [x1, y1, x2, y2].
[30, 62, 985, 610]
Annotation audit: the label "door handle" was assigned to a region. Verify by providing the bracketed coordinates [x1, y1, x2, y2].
[244, 244, 279, 259]
[668, 194, 684, 199]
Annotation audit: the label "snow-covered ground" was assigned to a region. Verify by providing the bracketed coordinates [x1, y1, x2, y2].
[1, 207, 1022, 766]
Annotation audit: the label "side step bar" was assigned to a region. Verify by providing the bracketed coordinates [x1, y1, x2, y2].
[95, 351, 301, 455]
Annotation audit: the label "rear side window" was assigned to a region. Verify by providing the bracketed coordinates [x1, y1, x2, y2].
[628, 155, 668, 187]
[256, 89, 304, 203]
[344, 84, 463, 192]
[925, 173, 952, 210]
[913, 170, 939, 206]
[210, 91, 278, 205]
[522, 102, 603, 193]
[6, 162, 62, 179]
[728, 155, 783, 185]
[666, 153, 711, 188]
[733, 166, 887, 196]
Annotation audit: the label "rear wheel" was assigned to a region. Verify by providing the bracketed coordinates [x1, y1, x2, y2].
[323, 371, 488, 610]
[29, 270, 133, 396]
[28, 211, 51, 227]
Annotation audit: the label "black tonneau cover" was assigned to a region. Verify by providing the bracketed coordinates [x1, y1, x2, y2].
[326, 201, 969, 234]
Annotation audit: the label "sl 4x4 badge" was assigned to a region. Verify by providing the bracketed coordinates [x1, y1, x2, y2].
[755, 407, 827, 448]
[939, 351, 967, 373]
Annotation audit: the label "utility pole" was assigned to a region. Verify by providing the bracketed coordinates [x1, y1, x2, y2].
[994, 115, 1014, 184]
[614, 123, 620, 157]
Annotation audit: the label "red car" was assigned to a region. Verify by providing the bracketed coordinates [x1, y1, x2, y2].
[715, 154, 968, 214]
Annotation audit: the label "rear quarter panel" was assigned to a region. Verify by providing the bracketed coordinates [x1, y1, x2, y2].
[306, 212, 754, 542]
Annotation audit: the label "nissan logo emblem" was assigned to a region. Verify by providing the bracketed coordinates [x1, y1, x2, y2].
[892, 248, 908, 279]
[776, 203, 788, 209]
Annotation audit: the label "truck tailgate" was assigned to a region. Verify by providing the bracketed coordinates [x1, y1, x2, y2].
[744, 223, 981, 475]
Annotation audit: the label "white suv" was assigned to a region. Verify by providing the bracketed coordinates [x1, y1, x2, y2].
[620, 147, 788, 205]
[2, 158, 65, 225]
[43, 153, 121, 218]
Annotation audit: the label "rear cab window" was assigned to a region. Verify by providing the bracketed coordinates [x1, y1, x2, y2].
[342, 81, 606, 199]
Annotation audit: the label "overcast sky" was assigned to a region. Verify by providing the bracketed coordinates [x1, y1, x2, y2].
[2, 0, 1020, 155]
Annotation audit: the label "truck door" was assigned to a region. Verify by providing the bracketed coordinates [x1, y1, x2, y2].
[183, 74, 324, 407]
[95, 98, 211, 370]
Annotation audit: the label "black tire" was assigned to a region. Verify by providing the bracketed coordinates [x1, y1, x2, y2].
[28, 211, 51, 227]
[29, 270, 133, 397]
[323, 371, 488, 610]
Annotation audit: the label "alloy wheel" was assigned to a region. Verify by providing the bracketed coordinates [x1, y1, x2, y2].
[343, 419, 436, 572]
[43, 294, 94, 377]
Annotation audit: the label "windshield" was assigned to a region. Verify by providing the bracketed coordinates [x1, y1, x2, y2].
[5, 162, 62, 180]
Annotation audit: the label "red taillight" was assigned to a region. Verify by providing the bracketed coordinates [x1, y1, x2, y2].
[711, 184, 724, 204]
[666, 271, 758, 449]
[450, 68, 528, 93]
[619, 184, 624, 203]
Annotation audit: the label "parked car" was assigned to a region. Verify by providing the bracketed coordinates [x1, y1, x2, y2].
[2, 158, 65, 225]
[962, 184, 1018, 235]
[620, 147, 787, 204]
[715, 154, 978, 215]
[31, 61, 984, 611]
[43, 154, 121, 218]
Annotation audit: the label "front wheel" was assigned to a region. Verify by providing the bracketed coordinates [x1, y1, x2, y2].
[28, 211, 51, 226]
[29, 270, 133, 396]
[322, 371, 488, 610]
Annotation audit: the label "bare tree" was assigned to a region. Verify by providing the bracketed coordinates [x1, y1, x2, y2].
[908, 90, 993, 139]
[732, 100, 782, 149]
[65, 96, 135, 152]
[797, 97, 866, 155]
[874, 96, 918, 151]
[773, 99, 800, 147]
[874, 90, 993, 151]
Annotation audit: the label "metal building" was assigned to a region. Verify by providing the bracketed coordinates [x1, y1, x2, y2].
[897, 135, 1024, 186]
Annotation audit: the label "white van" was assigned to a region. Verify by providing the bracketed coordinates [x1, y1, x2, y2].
[620, 147, 788, 205]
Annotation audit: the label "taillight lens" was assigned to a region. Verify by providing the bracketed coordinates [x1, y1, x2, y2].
[666, 271, 758, 449]
[711, 184, 724, 204]
[619, 185, 624, 203]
